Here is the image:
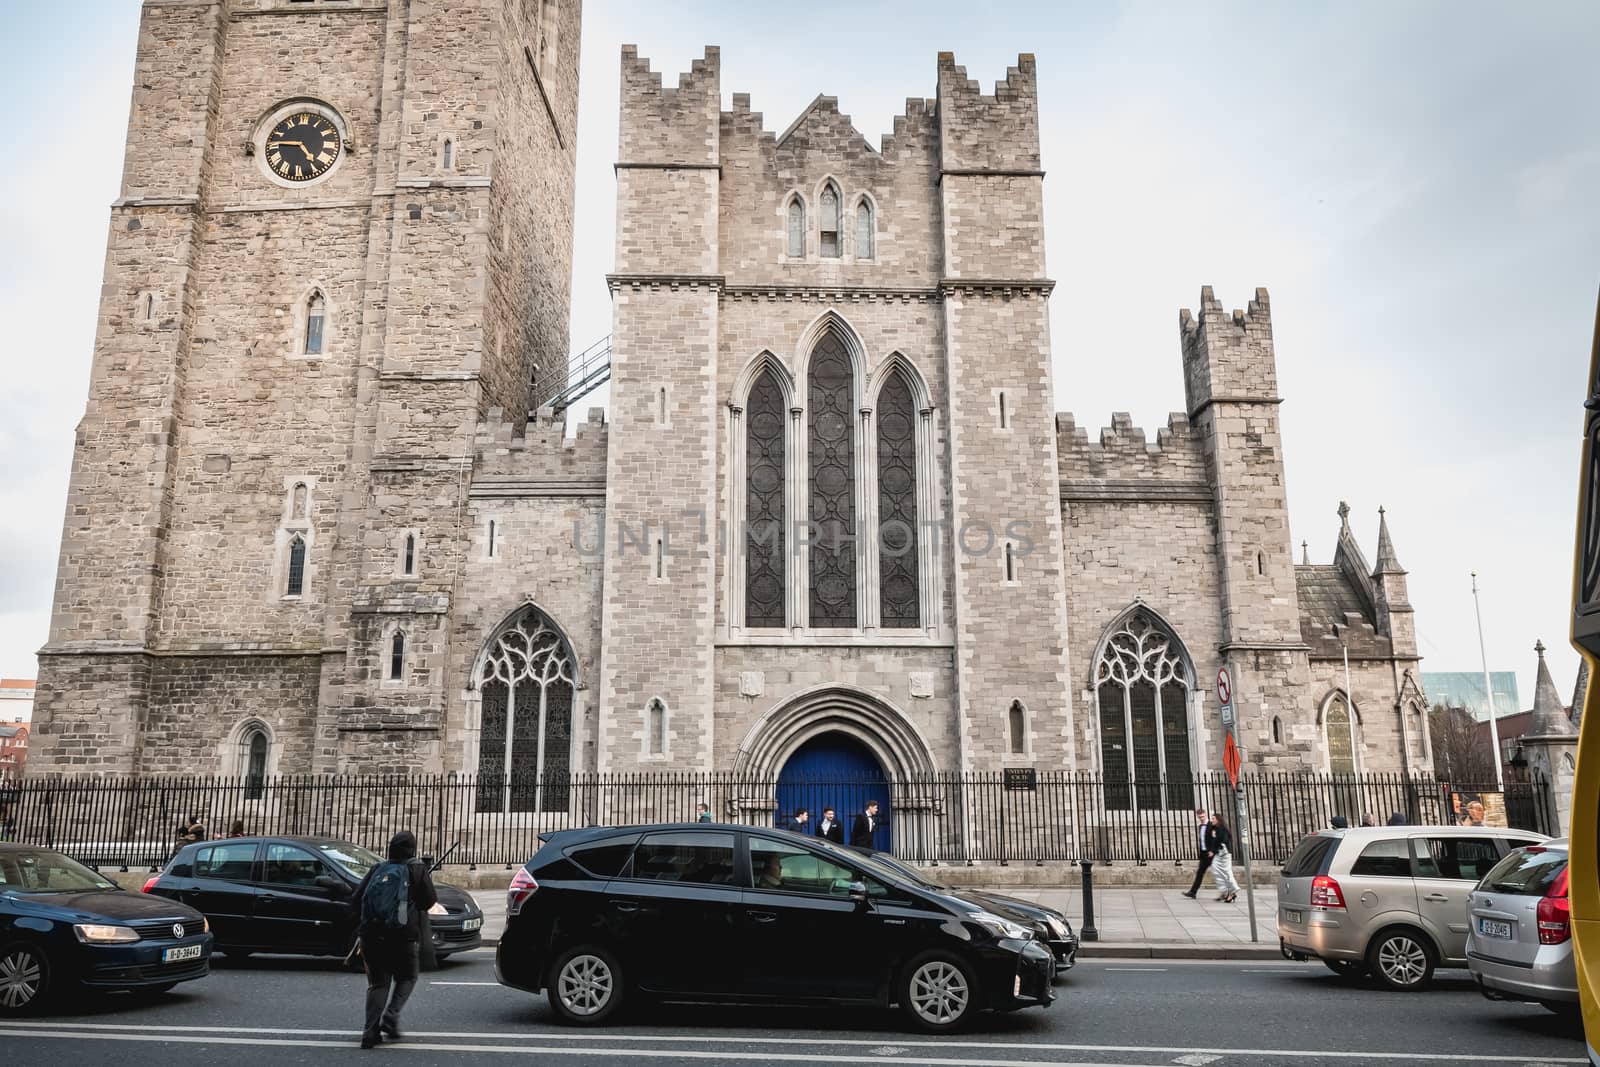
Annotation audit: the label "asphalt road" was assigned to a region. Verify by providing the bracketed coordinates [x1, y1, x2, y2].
[0, 950, 1587, 1066]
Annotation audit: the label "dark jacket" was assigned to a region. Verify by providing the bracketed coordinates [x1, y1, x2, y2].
[849, 812, 879, 849]
[1205, 823, 1233, 854]
[815, 818, 844, 844]
[354, 831, 438, 943]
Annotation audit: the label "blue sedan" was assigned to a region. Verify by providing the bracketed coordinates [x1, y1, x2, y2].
[1, 843, 213, 1013]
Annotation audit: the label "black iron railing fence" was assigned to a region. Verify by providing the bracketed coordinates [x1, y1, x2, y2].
[0, 771, 1552, 871]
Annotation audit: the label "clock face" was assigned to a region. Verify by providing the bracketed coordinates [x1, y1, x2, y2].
[264, 111, 342, 182]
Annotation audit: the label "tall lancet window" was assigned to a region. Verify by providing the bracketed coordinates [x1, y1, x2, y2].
[819, 183, 841, 258]
[855, 199, 874, 259]
[745, 368, 787, 628]
[786, 197, 805, 257]
[304, 291, 325, 355]
[1094, 610, 1193, 811]
[475, 607, 575, 814]
[807, 333, 856, 627]
[876, 367, 919, 627]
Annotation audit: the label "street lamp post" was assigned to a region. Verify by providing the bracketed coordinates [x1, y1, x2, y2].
[1471, 572, 1506, 791]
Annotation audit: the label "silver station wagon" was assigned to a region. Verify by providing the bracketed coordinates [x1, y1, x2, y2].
[1276, 826, 1546, 990]
[1466, 839, 1578, 1016]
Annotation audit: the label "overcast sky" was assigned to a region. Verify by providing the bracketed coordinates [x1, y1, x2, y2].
[1, 1, 1595, 711]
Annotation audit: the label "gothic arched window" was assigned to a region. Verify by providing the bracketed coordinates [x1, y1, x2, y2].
[745, 368, 787, 628]
[285, 535, 307, 597]
[476, 607, 575, 814]
[1326, 695, 1356, 774]
[242, 725, 269, 799]
[786, 197, 805, 257]
[855, 199, 874, 259]
[304, 291, 326, 355]
[402, 533, 416, 576]
[807, 332, 856, 627]
[1008, 700, 1026, 755]
[647, 697, 666, 757]
[1094, 611, 1194, 810]
[389, 630, 406, 681]
[876, 366, 919, 628]
[819, 182, 841, 258]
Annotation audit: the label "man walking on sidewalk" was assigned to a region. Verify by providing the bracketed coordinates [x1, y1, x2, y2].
[1181, 808, 1211, 899]
[353, 830, 438, 1049]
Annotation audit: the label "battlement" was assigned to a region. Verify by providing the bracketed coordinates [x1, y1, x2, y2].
[721, 87, 937, 164]
[473, 405, 609, 483]
[936, 52, 1040, 172]
[1178, 286, 1278, 416]
[1055, 410, 1210, 485]
[618, 45, 720, 166]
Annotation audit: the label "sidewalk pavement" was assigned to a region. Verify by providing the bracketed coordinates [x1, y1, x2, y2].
[464, 884, 1285, 959]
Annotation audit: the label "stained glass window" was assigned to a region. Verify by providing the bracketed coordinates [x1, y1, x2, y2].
[475, 607, 577, 813]
[808, 333, 856, 627]
[745, 368, 786, 628]
[1094, 611, 1193, 811]
[787, 198, 805, 257]
[856, 200, 873, 259]
[876, 367, 919, 628]
[286, 536, 306, 597]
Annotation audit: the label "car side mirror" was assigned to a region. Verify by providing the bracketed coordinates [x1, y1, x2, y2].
[848, 880, 868, 904]
[315, 875, 347, 895]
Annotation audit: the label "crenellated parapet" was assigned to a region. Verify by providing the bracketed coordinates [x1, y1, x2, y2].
[617, 45, 720, 166]
[1179, 286, 1277, 415]
[1055, 411, 1210, 498]
[936, 52, 1039, 174]
[472, 405, 609, 484]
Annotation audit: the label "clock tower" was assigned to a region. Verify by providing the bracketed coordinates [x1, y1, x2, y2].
[31, 0, 582, 774]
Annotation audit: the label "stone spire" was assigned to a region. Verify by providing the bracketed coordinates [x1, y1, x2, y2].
[1372, 506, 1405, 576]
[1301, 540, 1310, 565]
[1572, 658, 1589, 731]
[1527, 640, 1578, 739]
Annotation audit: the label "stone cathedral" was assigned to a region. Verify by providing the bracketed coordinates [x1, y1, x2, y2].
[32, 1, 1436, 818]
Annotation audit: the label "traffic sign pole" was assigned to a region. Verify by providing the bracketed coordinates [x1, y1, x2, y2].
[1215, 666, 1259, 943]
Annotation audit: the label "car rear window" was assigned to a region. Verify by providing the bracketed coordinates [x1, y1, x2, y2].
[1350, 838, 1412, 878]
[630, 832, 737, 886]
[567, 835, 640, 878]
[1283, 835, 1337, 877]
[1479, 846, 1567, 896]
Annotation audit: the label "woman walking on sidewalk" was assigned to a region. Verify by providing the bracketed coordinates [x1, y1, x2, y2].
[1207, 812, 1240, 903]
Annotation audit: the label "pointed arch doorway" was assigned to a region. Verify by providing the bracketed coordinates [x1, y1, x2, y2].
[776, 731, 891, 852]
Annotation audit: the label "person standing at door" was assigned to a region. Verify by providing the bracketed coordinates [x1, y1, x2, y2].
[850, 801, 880, 848]
[1180, 808, 1212, 899]
[352, 829, 437, 1049]
[1207, 812, 1240, 903]
[816, 807, 844, 844]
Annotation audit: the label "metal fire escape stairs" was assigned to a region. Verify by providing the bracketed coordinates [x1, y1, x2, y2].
[532, 335, 612, 416]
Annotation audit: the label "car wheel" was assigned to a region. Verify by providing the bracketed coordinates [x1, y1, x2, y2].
[900, 951, 978, 1033]
[1366, 928, 1435, 991]
[1323, 959, 1368, 981]
[546, 945, 624, 1025]
[0, 941, 51, 1016]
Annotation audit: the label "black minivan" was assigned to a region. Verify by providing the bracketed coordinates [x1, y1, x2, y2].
[494, 824, 1055, 1031]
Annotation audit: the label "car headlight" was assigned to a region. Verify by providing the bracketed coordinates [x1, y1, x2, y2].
[970, 910, 1032, 941]
[73, 923, 139, 943]
[1046, 917, 1068, 939]
[203, 916, 210, 933]
[428, 902, 448, 916]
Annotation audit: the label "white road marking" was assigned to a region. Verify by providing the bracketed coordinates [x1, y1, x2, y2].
[1173, 1057, 1223, 1066]
[431, 980, 501, 986]
[0, 1021, 1582, 1064]
[1103, 967, 1169, 972]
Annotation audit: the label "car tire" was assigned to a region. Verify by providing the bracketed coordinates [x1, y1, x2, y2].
[0, 940, 51, 1016]
[546, 945, 624, 1025]
[1323, 959, 1368, 981]
[1365, 928, 1436, 991]
[899, 951, 979, 1033]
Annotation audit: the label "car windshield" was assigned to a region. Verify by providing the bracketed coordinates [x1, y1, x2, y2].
[863, 852, 942, 890]
[318, 841, 384, 878]
[0, 849, 119, 893]
[1479, 845, 1567, 896]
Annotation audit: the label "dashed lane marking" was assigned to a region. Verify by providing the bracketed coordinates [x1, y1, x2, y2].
[1102, 967, 1169, 972]
[431, 981, 501, 986]
[0, 1021, 1583, 1063]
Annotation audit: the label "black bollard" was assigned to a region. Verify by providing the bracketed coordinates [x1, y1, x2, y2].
[1079, 859, 1099, 943]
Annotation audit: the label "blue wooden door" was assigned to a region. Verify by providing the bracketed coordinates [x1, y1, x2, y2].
[776, 733, 891, 853]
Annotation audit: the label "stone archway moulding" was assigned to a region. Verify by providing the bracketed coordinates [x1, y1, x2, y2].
[732, 684, 938, 783]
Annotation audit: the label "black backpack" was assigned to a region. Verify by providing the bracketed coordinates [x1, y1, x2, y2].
[361, 860, 411, 932]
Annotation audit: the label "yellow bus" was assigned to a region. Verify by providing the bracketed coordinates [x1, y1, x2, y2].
[1570, 286, 1599, 1065]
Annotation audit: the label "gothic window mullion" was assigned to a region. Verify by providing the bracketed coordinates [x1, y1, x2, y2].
[877, 368, 920, 628]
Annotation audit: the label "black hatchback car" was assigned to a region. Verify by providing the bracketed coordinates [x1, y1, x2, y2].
[0, 843, 212, 1014]
[144, 836, 482, 964]
[495, 824, 1055, 1031]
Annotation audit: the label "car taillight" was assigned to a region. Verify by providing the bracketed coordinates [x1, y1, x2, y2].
[141, 876, 159, 894]
[507, 868, 538, 916]
[1310, 875, 1346, 909]
[1537, 867, 1570, 945]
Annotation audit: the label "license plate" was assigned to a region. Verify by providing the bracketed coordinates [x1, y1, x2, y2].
[163, 944, 203, 963]
[1477, 918, 1513, 940]
[463, 917, 482, 932]
[1285, 909, 1303, 925]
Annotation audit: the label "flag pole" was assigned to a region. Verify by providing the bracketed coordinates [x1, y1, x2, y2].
[1472, 571, 1506, 791]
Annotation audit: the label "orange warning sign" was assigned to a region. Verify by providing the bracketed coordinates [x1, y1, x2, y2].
[1223, 732, 1242, 790]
